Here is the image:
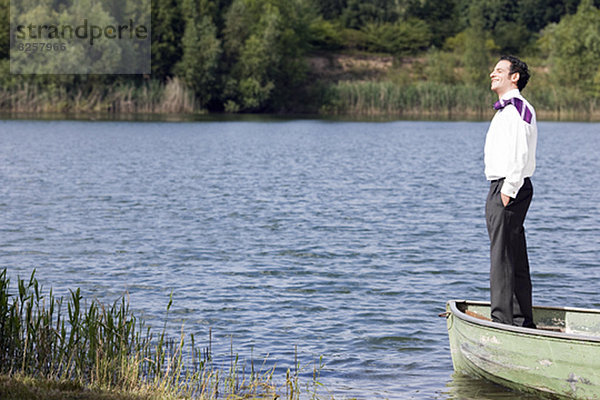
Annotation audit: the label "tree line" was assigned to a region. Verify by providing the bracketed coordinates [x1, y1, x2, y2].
[0, 0, 599, 115]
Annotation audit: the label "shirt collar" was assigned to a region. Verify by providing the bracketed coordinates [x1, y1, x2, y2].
[500, 88, 521, 101]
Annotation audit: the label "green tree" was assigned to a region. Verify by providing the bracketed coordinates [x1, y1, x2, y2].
[407, 0, 460, 48]
[0, 0, 13, 89]
[315, 0, 347, 20]
[307, 17, 345, 50]
[151, 0, 184, 79]
[361, 19, 431, 56]
[0, 0, 8, 59]
[104, 0, 125, 22]
[211, 0, 234, 31]
[540, 0, 600, 96]
[493, 21, 531, 55]
[463, 1, 490, 87]
[467, 0, 532, 54]
[9, 0, 122, 74]
[518, 0, 580, 33]
[223, 0, 313, 112]
[342, 0, 399, 29]
[175, 0, 221, 108]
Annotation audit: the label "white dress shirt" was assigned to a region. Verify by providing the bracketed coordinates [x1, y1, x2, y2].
[484, 88, 537, 198]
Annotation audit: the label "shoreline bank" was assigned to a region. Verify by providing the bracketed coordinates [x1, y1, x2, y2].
[1, 110, 599, 123]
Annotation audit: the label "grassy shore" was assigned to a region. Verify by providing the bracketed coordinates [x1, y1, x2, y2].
[320, 81, 493, 118]
[2, 80, 597, 121]
[321, 80, 600, 121]
[0, 78, 199, 115]
[1, 53, 598, 121]
[0, 373, 157, 400]
[0, 269, 327, 400]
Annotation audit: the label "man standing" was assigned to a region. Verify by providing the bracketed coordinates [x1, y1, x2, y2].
[484, 55, 537, 328]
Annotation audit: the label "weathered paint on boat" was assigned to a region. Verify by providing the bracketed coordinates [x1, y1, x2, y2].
[446, 300, 600, 399]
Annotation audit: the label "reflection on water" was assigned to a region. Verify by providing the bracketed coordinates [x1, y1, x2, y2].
[444, 373, 544, 400]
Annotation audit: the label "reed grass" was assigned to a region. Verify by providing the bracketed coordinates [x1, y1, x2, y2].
[321, 80, 495, 118]
[0, 78, 199, 115]
[321, 80, 600, 120]
[1, 77, 598, 120]
[0, 269, 327, 400]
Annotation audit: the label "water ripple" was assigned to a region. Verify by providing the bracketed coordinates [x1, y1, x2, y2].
[1, 119, 599, 399]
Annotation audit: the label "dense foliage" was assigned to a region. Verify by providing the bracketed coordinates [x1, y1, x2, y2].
[1, 0, 599, 115]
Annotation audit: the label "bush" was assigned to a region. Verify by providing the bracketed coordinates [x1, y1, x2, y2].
[308, 18, 345, 50]
[425, 49, 460, 85]
[538, 0, 600, 97]
[360, 19, 431, 56]
[338, 28, 370, 50]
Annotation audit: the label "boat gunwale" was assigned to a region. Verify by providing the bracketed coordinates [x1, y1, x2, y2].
[448, 299, 600, 343]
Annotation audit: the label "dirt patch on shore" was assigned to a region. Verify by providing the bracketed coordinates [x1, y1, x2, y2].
[308, 53, 395, 81]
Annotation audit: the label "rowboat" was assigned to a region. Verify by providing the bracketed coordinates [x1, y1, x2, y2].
[444, 300, 600, 399]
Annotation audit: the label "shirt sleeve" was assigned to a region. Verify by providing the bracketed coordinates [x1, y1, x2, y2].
[501, 112, 532, 198]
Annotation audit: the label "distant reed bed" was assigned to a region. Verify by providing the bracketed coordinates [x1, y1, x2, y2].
[528, 85, 600, 121]
[3, 78, 596, 120]
[321, 81, 494, 118]
[0, 269, 325, 400]
[322, 81, 600, 120]
[0, 78, 198, 115]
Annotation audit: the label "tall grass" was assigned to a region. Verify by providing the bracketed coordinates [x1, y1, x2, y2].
[0, 78, 198, 115]
[322, 80, 600, 120]
[0, 269, 326, 399]
[527, 85, 600, 121]
[322, 81, 495, 118]
[1, 77, 597, 120]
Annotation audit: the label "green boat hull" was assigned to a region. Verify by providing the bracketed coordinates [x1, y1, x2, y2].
[446, 300, 600, 399]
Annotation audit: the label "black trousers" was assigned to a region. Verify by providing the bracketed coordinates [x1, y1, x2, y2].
[485, 178, 535, 328]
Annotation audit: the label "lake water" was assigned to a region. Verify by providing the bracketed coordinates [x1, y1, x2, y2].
[1, 119, 599, 399]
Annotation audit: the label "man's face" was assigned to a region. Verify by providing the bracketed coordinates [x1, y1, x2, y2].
[490, 59, 519, 96]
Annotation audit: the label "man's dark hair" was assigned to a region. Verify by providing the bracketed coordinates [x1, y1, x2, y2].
[500, 55, 530, 91]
